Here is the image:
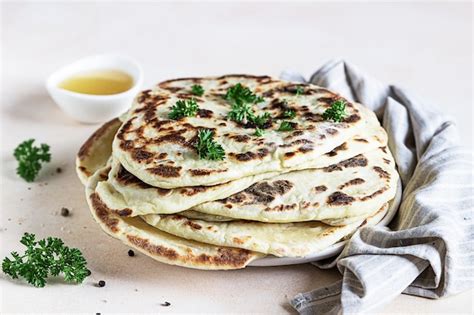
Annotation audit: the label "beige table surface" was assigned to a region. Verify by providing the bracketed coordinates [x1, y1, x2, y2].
[1, 2, 472, 314]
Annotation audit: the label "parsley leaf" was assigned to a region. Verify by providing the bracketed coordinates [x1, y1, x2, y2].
[323, 100, 347, 122]
[295, 86, 304, 96]
[2, 233, 89, 287]
[278, 121, 294, 132]
[227, 102, 254, 124]
[225, 83, 264, 124]
[191, 84, 204, 96]
[283, 109, 296, 119]
[253, 112, 271, 128]
[254, 128, 264, 137]
[168, 99, 199, 120]
[195, 129, 225, 161]
[225, 83, 264, 107]
[14, 139, 51, 182]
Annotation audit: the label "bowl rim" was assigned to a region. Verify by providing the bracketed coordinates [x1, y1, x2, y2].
[45, 53, 144, 100]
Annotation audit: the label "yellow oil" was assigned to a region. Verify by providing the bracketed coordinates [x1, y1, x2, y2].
[58, 69, 133, 95]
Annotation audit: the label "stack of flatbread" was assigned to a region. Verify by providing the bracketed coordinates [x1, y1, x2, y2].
[76, 75, 399, 269]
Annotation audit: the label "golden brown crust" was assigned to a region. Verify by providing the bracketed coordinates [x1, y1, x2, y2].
[88, 184, 260, 269]
[90, 193, 120, 232]
[77, 118, 120, 160]
[339, 178, 366, 190]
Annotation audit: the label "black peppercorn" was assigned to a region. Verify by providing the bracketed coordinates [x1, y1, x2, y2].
[128, 249, 135, 257]
[98, 280, 106, 287]
[60, 207, 70, 217]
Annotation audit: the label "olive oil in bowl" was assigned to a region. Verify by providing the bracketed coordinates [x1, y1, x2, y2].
[58, 69, 134, 95]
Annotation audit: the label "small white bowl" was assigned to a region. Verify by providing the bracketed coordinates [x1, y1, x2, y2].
[46, 54, 143, 124]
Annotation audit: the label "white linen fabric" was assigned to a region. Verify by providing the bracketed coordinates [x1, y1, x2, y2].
[281, 60, 474, 314]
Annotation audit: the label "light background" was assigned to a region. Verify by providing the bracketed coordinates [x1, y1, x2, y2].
[1, 1, 472, 314]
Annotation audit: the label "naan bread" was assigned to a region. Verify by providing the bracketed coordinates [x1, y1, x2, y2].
[142, 204, 388, 257]
[112, 75, 369, 188]
[85, 167, 262, 269]
[193, 146, 399, 222]
[76, 118, 121, 185]
[77, 124, 263, 269]
[94, 107, 387, 216]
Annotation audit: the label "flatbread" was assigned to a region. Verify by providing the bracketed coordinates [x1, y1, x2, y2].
[193, 146, 399, 222]
[76, 118, 121, 185]
[112, 75, 369, 188]
[96, 111, 386, 216]
[141, 204, 388, 257]
[85, 167, 263, 269]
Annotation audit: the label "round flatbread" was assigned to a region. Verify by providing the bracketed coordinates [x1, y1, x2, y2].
[85, 167, 263, 269]
[113, 75, 370, 189]
[193, 146, 398, 223]
[142, 204, 388, 258]
[96, 112, 387, 216]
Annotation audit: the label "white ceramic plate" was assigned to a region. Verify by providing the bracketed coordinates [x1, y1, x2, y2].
[249, 178, 402, 267]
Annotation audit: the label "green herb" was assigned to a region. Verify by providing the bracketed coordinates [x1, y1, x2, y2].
[225, 83, 265, 124]
[195, 129, 225, 161]
[254, 128, 264, 137]
[191, 84, 204, 96]
[295, 86, 304, 96]
[278, 121, 294, 132]
[227, 102, 254, 124]
[253, 112, 271, 128]
[168, 99, 199, 120]
[283, 109, 296, 119]
[2, 233, 89, 287]
[13, 139, 51, 182]
[225, 83, 264, 107]
[323, 100, 347, 122]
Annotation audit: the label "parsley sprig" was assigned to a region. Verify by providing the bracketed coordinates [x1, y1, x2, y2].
[254, 128, 264, 137]
[295, 86, 304, 96]
[14, 139, 51, 182]
[168, 99, 199, 120]
[278, 121, 294, 132]
[227, 102, 254, 124]
[225, 83, 267, 126]
[253, 112, 271, 128]
[196, 129, 225, 161]
[283, 109, 296, 119]
[2, 233, 89, 287]
[323, 100, 347, 122]
[225, 83, 264, 108]
[191, 84, 204, 96]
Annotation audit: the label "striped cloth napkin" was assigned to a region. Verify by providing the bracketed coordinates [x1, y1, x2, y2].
[281, 60, 474, 314]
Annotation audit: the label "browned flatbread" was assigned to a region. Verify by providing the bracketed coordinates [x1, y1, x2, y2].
[113, 75, 368, 188]
[85, 164, 263, 270]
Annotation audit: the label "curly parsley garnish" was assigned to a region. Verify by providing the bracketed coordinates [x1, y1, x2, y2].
[254, 128, 265, 137]
[196, 129, 225, 161]
[2, 233, 89, 287]
[14, 139, 51, 182]
[227, 102, 254, 124]
[283, 109, 296, 119]
[295, 86, 304, 96]
[225, 83, 265, 125]
[278, 121, 294, 132]
[323, 100, 347, 122]
[253, 112, 271, 128]
[225, 83, 264, 107]
[191, 84, 204, 96]
[168, 98, 199, 120]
